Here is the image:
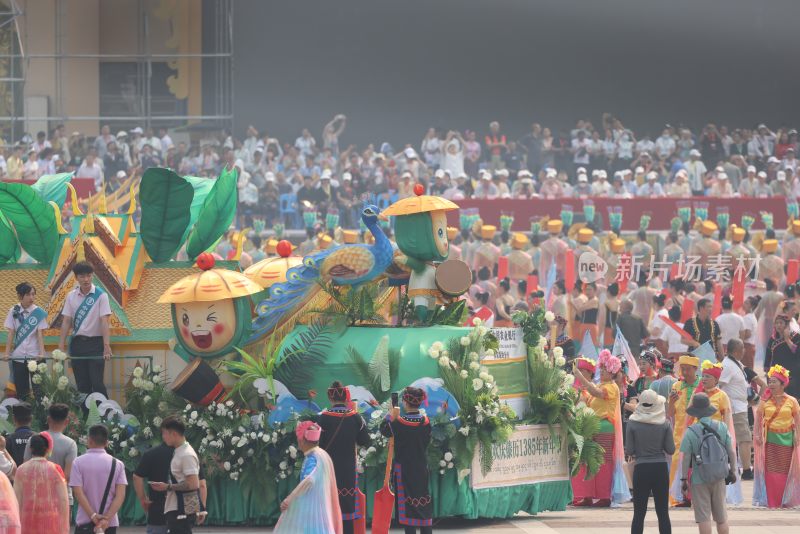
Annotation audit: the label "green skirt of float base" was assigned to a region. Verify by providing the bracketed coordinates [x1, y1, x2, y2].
[117, 469, 572, 526]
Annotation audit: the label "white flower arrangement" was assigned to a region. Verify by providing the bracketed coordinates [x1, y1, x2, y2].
[544, 311, 555, 322]
[438, 356, 450, 367]
[27, 360, 37, 373]
[51, 349, 67, 361]
[472, 378, 484, 391]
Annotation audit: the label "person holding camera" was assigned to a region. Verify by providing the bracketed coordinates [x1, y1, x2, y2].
[679, 393, 737, 534]
[3, 282, 48, 400]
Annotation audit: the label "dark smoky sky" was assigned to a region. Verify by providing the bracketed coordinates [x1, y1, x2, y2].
[231, 0, 800, 146]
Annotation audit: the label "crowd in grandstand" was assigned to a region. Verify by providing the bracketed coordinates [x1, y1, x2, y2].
[2, 114, 800, 229]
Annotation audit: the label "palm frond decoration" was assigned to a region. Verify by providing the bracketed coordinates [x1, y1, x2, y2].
[307, 280, 387, 327]
[425, 300, 468, 326]
[345, 342, 402, 403]
[569, 408, 604, 477]
[368, 335, 391, 392]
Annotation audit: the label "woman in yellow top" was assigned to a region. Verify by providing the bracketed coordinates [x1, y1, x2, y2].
[667, 355, 700, 506]
[753, 365, 800, 508]
[572, 350, 631, 507]
[690, 360, 742, 505]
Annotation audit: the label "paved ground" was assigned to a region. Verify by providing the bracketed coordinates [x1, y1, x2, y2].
[118, 481, 800, 533]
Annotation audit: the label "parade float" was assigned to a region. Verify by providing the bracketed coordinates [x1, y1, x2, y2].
[0, 170, 603, 526]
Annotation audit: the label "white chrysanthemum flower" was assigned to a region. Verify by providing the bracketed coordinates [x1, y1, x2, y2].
[133, 367, 144, 378]
[479, 372, 490, 381]
[224, 461, 231, 471]
[444, 452, 453, 461]
[153, 417, 162, 427]
[57, 376, 69, 390]
[469, 361, 480, 371]
[484, 348, 495, 357]
[31, 374, 42, 385]
[27, 360, 37, 373]
[152, 364, 162, 373]
[238, 457, 245, 465]
[553, 346, 564, 358]
[555, 356, 566, 367]
[439, 460, 447, 467]
[53, 362, 64, 374]
[469, 351, 479, 361]
[52, 349, 67, 361]
[428, 348, 440, 359]
[447, 462, 454, 469]
[472, 378, 484, 391]
[460, 336, 470, 346]
[129, 448, 139, 457]
[143, 395, 151, 404]
[545, 311, 555, 322]
[37, 362, 47, 374]
[473, 318, 483, 326]
[438, 356, 450, 367]
[460, 370, 469, 379]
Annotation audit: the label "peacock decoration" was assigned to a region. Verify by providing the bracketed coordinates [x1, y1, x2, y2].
[248, 205, 394, 341]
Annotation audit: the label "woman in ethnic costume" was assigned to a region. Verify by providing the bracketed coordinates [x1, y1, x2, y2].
[319, 381, 371, 534]
[380, 386, 433, 534]
[753, 365, 800, 508]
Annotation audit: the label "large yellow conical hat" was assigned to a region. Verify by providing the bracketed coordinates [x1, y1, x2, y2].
[243, 246, 303, 289]
[381, 194, 459, 216]
[158, 256, 263, 303]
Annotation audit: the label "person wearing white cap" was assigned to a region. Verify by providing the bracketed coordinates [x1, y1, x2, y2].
[494, 168, 511, 198]
[753, 171, 772, 198]
[685, 148, 707, 194]
[782, 146, 798, 175]
[738, 166, 758, 197]
[636, 172, 665, 197]
[667, 169, 692, 197]
[771, 169, 792, 197]
[473, 169, 499, 199]
[572, 171, 591, 198]
[620, 169, 637, 196]
[590, 169, 611, 196]
[539, 168, 563, 199]
[610, 172, 632, 198]
[709, 172, 733, 198]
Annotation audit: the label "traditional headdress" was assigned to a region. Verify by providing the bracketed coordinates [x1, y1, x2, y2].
[295, 420, 322, 442]
[767, 364, 790, 386]
[402, 387, 427, 408]
[659, 356, 675, 374]
[575, 356, 597, 374]
[598, 349, 622, 375]
[327, 384, 351, 404]
[701, 360, 723, 381]
[678, 355, 700, 368]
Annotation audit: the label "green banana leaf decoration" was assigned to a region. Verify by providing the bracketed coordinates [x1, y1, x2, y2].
[0, 210, 21, 264]
[179, 176, 217, 244]
[139, 168, 195, 263]
[31, 172, 74, 207]
[0, 182, 59, 264]
[185, 166, 238, 261]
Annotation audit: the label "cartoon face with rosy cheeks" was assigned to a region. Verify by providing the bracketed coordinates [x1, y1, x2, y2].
[177, 299, 237, 354]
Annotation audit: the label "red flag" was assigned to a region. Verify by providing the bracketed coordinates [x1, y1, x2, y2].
[669, 262, 681, 281]
[564, 249, 575, 292]
[617, 252, 630, 294]
[788, 259, 800, 286]
[680, 298, 695, 323]
[526, 274, 538, 297]
[711, 284, 722, 318]
[657, 314, 696, 342]
[497, 256, 509, 283]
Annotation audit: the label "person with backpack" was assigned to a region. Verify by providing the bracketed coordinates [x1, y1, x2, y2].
[680, 393, 737, 534]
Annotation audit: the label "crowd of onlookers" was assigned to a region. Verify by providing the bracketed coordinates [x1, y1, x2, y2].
[2, 113, 800, 229]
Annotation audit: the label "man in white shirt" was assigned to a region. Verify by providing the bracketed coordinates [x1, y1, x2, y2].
[636, 134, 655, 156]
[719, 338, 754, 479]
[741, 296, 758, 368]
[571, 130, 591, 169]
[684, 149, 707, 195]
[294, 128, 316, 158]
[590, 170, 611, 196]
[159, 127, 174, 152]
[636, 172, 665, 197]
[58, 261, 113, 398]
[93, 125, 114, 159]
[655, 129, 676, 160]
[658, 305, 688, 359]
[716, 296, 744, 355]
[77, 151, 105, 192]
[150, 416, 201, 533]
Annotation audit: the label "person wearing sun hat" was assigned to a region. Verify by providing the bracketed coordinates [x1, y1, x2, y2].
[275, 420, 342, 533]
[679, 393, 737, 534]
[667, 354, 701, 506]
[626, 389, 674, 534]
[572, 350, 631, 507]
[759, 238, 784, 285]
[753, 365, 800, 508]
[689, 220, 721, 269]
[782, 220, 800, 262]
[472, 224, 500, 273]
[445, 227, 461, 260]
[380, 386, 433, 532]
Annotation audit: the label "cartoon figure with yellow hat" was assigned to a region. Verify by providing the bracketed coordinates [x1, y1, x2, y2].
[539, 219, 568, 279]
[158, 253, 263, 361]
[381, 189, 460, 321]
[472, 224, 500, 273]
[782, 220, 800, 262]
[508, 233, 533, 282]
[758, 239, 784, 283]
[689, 220, 721, 268]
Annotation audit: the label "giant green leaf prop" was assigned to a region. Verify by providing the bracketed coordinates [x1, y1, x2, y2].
[139, 168, 194, 263]
[0, 182, 59, 264]
[0, 210, 21, 264]
[180, 176, 216, 244]
[185, 167, 238, 260]
[31, 172, 74, 207]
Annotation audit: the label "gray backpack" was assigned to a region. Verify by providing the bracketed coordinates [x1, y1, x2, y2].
[689, 422, 729, 484]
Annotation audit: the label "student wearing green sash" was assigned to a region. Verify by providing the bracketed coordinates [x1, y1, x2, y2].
[3, 282, 48, 400]
[58, 261, 113, 398]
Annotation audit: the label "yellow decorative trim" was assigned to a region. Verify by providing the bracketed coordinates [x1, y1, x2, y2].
[67, 183, 83, 215]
